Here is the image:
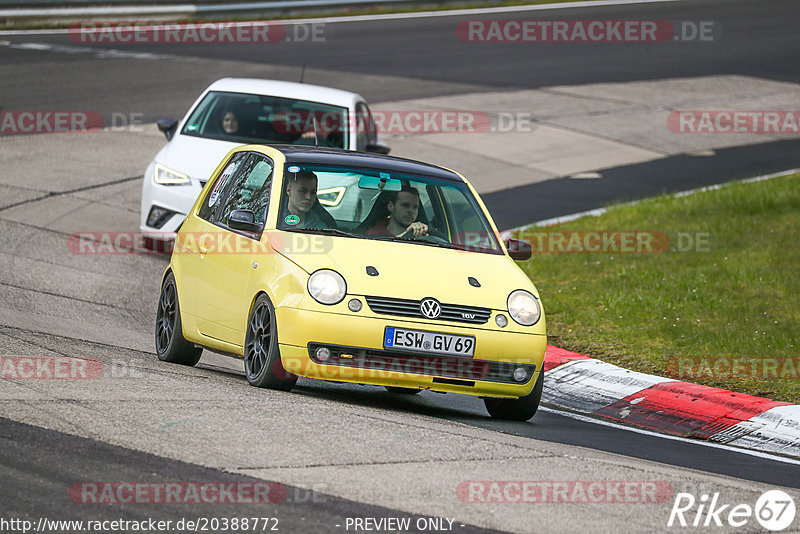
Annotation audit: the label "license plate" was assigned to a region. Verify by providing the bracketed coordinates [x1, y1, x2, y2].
[383, 327, 475, 357]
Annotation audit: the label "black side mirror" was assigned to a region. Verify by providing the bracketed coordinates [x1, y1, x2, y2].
[157, 118, 179, 141]
[365, 142, 391, 155]
[505, 238, 532, 261]
[228, 210, 262, 233]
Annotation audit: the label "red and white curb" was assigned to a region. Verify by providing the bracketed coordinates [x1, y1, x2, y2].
[542, 346, 800, 459]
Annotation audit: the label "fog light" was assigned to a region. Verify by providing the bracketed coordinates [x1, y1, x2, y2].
[146, 205, 175, 228]
[348, 299, 362, 312]
[513, 368, 528, 382]
[495, 314, 508, 328]
[315, 347, 331, 362]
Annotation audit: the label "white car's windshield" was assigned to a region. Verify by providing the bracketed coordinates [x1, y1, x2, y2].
[181, 91, 348, 149]
[276, 164, 503, 255]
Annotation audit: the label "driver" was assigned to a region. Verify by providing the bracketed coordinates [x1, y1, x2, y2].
[281, 170, 330, 229]
[366, 185, 428, 237]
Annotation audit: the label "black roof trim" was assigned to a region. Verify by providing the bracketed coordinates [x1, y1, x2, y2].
[270, 145, 462, 182]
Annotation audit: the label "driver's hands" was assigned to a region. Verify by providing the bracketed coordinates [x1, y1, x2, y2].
[404, 222, 428, 237]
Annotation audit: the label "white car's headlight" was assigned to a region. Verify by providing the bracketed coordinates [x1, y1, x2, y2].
[507, 289, 541, 326]
[153, 163, 190, 185]
[308, 269, 347, 305]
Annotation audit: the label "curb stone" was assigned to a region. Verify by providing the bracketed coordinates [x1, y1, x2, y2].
[542, 345, 800, 458]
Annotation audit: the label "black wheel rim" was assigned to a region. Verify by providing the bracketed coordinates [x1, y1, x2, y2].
[245, 303, 271, 378]
[156, 281, 176, 353]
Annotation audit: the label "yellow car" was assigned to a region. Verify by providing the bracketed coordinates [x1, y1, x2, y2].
[155, 144, 546, 420]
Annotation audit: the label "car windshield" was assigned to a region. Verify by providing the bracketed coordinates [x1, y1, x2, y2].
[181, 91, 348, 149]
[276, 164, 503, 255]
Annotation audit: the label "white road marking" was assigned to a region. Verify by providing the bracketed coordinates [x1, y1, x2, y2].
[0, 0, 680, 36]
[0, 40, 173, 60]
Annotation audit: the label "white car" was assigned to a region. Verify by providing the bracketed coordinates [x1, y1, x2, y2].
[140, 77, 389, 245]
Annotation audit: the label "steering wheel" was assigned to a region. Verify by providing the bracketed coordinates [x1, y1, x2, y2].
[406, 229, 449, 244]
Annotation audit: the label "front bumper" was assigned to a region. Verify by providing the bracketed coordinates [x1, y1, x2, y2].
[140, 168, 206, 237]
[275, 306, 546, 397]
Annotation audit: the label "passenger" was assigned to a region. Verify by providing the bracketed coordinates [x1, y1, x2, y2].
[281, 170, 330, 229]
[366, 185, 428, 237]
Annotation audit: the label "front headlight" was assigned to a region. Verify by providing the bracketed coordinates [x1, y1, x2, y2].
[153, 163, 190, 185]
[507, 289, 541, 326]
[308, 269, 347, 305]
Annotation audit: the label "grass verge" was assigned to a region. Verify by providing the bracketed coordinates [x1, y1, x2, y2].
[515, 172, 800, 404]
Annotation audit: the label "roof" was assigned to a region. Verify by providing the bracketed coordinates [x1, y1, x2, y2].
[206, 78, 362, 108]
[272, 145, 463, 182]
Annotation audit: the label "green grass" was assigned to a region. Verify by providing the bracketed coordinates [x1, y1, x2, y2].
[515, 173, 800, 404]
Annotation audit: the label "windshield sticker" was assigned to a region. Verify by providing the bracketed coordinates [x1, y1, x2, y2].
[284, 214, 300, 225]
[186, 124, 198, 132]
[380, 172, 390, 180]
[287, 165, 301, 173]
[208, 163, 236, 207]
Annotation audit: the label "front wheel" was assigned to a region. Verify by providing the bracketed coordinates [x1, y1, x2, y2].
[484, 368, 544, 421]
[155, 272, 202, 365]
[244, 294, 297, 391]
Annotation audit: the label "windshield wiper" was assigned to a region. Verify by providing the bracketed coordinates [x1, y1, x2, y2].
[372, 235, 456, 250]
[287, 227, 367, 239]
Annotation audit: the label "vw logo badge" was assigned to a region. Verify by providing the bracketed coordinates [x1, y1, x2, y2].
[420, 298, 441, 319]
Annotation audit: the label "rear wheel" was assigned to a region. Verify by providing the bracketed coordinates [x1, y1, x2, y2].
[155, 272, 202, 365]
[484, 368, 544, 421]
[244, 294, 297, 391]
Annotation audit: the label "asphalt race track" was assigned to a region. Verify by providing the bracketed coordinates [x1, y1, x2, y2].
[1, 0, 799, 532]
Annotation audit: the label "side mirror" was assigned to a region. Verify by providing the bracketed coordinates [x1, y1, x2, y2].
[365, 142, 391, 155]
[157, 118, 179, 141]
[228, 209, 262, 233]
[505, 238, 532, 261]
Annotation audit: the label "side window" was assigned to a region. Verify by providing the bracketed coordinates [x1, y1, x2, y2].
[197, 151, 248, 222]
[441, 185, 497, 251]
[355, 103, 376, 151]
[218, 155, 274, 231]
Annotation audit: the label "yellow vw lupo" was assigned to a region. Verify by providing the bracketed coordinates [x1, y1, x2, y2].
[156, 145, 546, 420]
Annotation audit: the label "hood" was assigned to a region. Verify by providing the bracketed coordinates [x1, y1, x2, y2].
[155, 134, 241, 182]
[267, 231, 538, 309]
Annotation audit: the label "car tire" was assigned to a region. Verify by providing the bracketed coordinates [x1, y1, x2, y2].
[484, 368, 544, 421]
[155, 272, 202, 365]
[244, 294, 297, 391]
[384, 386, 422, 395]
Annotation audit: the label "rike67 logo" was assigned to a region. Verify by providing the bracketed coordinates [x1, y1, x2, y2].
[668, 490, 796, 531]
